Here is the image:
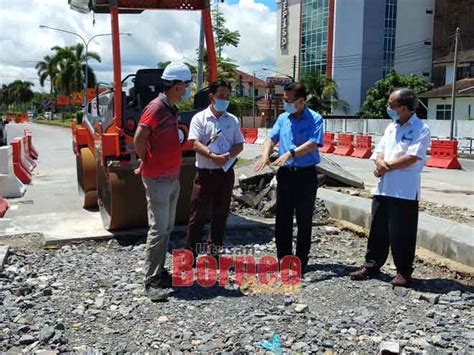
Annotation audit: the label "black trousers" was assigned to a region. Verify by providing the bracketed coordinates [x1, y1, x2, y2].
[275, 166, 318, 268]
[185, 169, 235, 255]
[364, 195, 419, 276]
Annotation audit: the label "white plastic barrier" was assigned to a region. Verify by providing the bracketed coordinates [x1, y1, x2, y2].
[20, 137, 36, 170]
[17, 137, 34, 172]
[255, 128, 267, 145]
[0, 146, 26, 198]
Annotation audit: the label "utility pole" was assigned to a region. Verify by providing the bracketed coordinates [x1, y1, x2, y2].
[252, 71, 256, 127]
[449, 27, 460, 140]
[197, 12, 205, 90]
[292, 55, 297, 82]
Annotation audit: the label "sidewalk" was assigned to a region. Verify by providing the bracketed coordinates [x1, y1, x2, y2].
[241, 144, 474, 211]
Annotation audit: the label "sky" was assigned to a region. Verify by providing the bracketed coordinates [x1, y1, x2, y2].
[0, 0, 277, 93]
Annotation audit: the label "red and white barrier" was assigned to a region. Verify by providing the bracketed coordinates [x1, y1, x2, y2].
[10, 139, 32, 184]
[0, 146, 26, 197]
[255, 128, 267, 145]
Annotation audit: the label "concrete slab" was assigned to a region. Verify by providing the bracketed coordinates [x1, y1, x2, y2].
[318, 188, 474, 267]
[0, 244, 9, 272]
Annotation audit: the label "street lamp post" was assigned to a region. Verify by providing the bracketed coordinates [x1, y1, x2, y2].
[39, 25, 131, 107]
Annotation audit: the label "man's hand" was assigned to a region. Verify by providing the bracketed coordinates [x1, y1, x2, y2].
[373, 168, 383, 178]
[271, 151, 291, 167]
[133, 159, 143, 175]
[254, 155, 270, 172]
[375, 158, 390, 173]
[210, 153, 229, 167]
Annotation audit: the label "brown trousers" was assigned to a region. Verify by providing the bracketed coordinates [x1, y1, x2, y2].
[185, 168, 235, 255]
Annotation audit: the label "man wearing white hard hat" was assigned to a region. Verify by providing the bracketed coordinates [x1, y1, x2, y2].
[134, 62, 192, 301]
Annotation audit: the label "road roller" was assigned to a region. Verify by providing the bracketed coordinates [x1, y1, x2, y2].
[69, 0, 218, 230]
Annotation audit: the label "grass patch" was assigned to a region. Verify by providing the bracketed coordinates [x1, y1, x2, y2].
[34, 119, 73, 128]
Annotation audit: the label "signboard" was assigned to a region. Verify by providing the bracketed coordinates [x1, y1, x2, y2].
[266, 76, 292, 86]
[86, 88, 107, 101]
[71, 92, 84, 105]
[280, 0, 289, 49]
[56, 96, 70, 106]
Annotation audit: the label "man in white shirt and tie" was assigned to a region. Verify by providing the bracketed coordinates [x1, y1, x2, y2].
[185, 79, 245, 260]
[350, 88, 430, 287]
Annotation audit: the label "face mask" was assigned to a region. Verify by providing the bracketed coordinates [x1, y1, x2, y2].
[386, 107, 400, 122]
[213, 99, 230, 112]
[182, 86, 191, 101]
[284, 101, 297, 115]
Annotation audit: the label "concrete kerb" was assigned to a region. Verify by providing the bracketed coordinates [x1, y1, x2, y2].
[318, 188, 474, 267]
[0, 245, 9, 272]
[0, 212, 271, 247]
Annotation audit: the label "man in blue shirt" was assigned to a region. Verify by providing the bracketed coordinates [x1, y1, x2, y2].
[255, 82, 324, 273]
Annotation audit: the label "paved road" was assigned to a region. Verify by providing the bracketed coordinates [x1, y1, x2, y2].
[242, 143, 474, 210]
[1, 123, 262, 241]
[2, 122, 111, 241]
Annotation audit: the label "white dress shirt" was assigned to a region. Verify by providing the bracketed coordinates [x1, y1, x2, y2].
[371, 114, 430, 201]
[188, 106, 245, 169]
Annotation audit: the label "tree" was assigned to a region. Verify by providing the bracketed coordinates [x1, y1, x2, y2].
[0, 80, 34, 111]
[359, 71, 432, 119]
[50, 43, 101, 95]
[157, 61, 197, 74]
[212, 4, 240, 58]
[301, 72, 349, 115]
[35, 54, 59, 97]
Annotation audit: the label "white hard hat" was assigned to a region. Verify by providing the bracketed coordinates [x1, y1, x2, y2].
[161, 62, 192, 82]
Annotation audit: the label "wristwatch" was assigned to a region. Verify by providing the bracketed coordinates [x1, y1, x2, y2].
[290, 149, 296, 158]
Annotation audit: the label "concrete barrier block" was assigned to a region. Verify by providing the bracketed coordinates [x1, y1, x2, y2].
[0, 146, 14, 176]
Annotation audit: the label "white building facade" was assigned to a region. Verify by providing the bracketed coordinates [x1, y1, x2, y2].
[276, 0, 435, 115]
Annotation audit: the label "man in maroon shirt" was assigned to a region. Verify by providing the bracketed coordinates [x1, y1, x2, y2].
[134, 62, 192, 301]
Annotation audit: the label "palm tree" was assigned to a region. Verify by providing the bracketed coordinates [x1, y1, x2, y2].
[52, 43, 101, 95]
[1, 80, 34, 111]
[35, 54, 58, 97]
[301, 72, 349, 115]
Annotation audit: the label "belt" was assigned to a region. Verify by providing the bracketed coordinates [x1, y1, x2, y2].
[279, 165, 316, 172]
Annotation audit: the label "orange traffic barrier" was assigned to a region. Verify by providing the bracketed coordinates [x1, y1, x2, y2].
[24, 129, 39, 160]
[244, 128, 258, 144]
[426, 139, 462, 169]
[0, 195, 8, 218]
[351, 135, 372, 159]
[333, 133, 354, 156]
[320, 132, 335, 153]
[10, 139, 32, 184]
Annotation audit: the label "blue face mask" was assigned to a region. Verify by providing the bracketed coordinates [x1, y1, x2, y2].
[386, 107, 400, 122]
[182, 86, 191, 101]
[284, 101, 297, 115]
[213, 99, 230, 112]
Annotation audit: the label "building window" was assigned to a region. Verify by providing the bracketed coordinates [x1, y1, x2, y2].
[382, 0, 397, 77]
[300, 0, 329, 76]
[457, 66, 472, 81]
[436, 104, 451, 120]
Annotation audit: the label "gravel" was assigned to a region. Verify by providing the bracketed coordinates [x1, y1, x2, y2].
[1, 224, 473, 353]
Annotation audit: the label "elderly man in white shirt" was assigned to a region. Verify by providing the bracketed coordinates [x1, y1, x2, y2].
[185, 79, 244, 260]
[350, 88, 430, 287]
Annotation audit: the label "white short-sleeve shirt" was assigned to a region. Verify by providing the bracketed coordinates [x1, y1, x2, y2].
[371, 114, 430, 201]
[188, 106, 245, 169]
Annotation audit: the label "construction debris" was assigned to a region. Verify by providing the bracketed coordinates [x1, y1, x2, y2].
[231, 156, 363, 220]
